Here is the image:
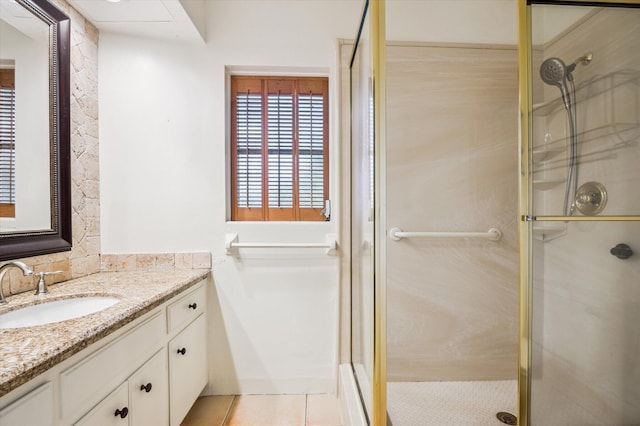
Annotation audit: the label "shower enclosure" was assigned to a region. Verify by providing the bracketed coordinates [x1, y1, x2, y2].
[522, 2, 640, 425]
[349, 1, 519, 424]
[382, 3, 520, 425]
[348, 1, 640, 425]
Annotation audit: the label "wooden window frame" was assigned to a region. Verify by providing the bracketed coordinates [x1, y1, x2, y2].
[230, 76, 329, 221]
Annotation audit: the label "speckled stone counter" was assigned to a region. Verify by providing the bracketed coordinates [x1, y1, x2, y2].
[0, 269, 210, 397]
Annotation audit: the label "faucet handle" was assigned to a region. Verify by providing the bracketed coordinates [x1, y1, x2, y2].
[34, 270, 63, 296]
[39, 270, 63, 276]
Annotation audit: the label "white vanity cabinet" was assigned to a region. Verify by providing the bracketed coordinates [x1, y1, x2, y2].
[0, 382, 54, 426]
[0, 278, 208, 426]
[128, 348, 169, 425]
[75, 382, 129, 426]
[74, 349, 168, 426]
[169, 315, 207, 425]
[167, 282, 207, 425]
[60, 312, 166, 420]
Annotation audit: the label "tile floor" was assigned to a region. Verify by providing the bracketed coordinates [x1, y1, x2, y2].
[181, 394, 344, 426]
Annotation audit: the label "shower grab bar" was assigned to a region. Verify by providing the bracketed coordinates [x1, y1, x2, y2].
[225, 233, 337, 255]
[389, 227, 502, 241]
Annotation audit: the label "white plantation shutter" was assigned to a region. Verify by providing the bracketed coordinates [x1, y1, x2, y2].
[0, 69, 15, 217]
[231, 76, 328, 221]
[236, 92, 262, 208]
[298, 92, 325, 209]
[267, 92, 294, 208]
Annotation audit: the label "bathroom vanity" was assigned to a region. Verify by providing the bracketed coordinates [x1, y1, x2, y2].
[0, 269, 210, 425]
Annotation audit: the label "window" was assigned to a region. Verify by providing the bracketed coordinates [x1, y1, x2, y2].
[0, 68, 15, 218]
[230, 76, 329, 221]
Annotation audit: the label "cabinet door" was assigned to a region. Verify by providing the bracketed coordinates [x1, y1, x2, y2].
[128, 348, 168, 426]
[75, 382, 129, 426]
[61, 312, 165, 420]
[169, 314, 207, 425]
[0, 382, 54, 426]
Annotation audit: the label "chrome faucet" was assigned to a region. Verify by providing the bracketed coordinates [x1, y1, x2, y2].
[33, 270, 63, 296]
[0, 261, 34, 305]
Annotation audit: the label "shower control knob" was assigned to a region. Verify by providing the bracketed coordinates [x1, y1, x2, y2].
[575, 182, 607, 216]
[576, 193, 595, 204]
[610, 243, 633, 260]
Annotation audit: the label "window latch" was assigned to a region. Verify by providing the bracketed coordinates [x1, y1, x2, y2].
[321, 200, 331, 221]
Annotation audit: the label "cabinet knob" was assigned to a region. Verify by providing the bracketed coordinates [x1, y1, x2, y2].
[188, 302, 197, 310]
[177, 347, 187, 355]
[114, 407, 129, 419]
[140, 382, 152, 393]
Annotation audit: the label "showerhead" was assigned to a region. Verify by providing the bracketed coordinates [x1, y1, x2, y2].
[540, 57, 568, 86]
[540, 57, 572, 110]
[539, 53, 593, 111]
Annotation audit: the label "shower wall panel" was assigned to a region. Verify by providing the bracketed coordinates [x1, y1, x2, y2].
[533, 8, 640, 217]
[386, 44, 519, 381]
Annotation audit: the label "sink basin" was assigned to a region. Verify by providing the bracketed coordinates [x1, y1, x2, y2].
[0, 296, 120, 329]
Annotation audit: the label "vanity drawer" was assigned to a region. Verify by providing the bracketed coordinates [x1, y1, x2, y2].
[61, 311, 165, 420]
[167, 282, 205, 334]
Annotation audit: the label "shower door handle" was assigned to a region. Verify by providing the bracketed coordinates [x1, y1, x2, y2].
[610, 243, 633, 260]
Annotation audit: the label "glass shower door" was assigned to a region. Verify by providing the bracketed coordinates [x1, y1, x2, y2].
[522, 2, 640, 425]
[350, 2, 375, 421]
[350, 0, 386, 424]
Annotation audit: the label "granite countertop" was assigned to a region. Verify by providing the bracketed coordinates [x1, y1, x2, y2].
[0, 269, 210, 397]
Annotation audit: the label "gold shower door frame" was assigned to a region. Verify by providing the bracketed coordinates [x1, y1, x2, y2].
[371, 1, 387, 424]
[517, 1, 640, 425]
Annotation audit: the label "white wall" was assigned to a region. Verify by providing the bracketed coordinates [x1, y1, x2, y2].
[99, 0, 362, 394]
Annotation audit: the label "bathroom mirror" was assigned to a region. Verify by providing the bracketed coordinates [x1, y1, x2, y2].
[0, 0, 71, 260]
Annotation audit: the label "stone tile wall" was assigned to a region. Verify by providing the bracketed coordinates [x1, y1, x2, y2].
[100, 252, 212, 272]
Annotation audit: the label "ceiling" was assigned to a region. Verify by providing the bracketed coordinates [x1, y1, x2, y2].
[66, 0, 206, 43]
[0, 0, 50, 40]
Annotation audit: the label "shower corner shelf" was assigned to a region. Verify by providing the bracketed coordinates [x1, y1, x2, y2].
[532, 146, 564, 163]
[532, 70, 640, 117]
[533, 122, 640, 150]
[533, 222, 567, 242]
[533, 179, 565, 191]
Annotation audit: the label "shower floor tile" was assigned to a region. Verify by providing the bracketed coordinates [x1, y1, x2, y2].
[387, 380, 517, 426]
